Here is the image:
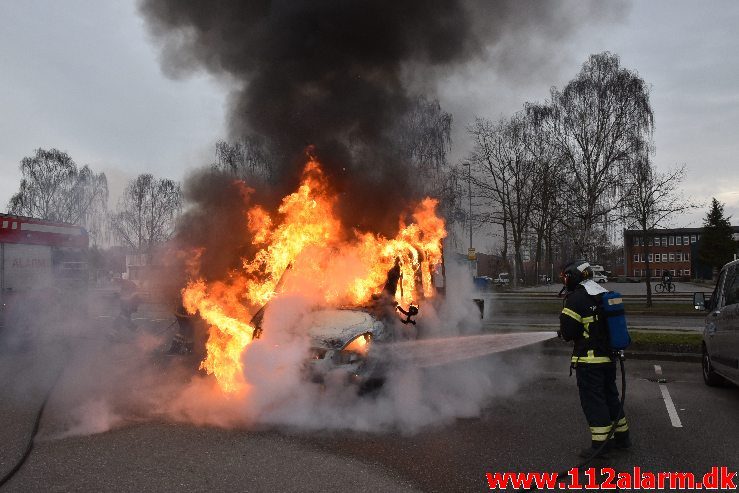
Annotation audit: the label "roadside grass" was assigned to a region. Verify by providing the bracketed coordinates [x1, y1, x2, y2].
[629, 330, 702, 353]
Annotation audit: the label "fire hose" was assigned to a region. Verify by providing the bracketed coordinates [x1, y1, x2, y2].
[0, 364, 64, 490]
[518, 351, 627, 492]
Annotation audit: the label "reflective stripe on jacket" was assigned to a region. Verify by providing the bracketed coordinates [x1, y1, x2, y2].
[559, 285, 612, 364]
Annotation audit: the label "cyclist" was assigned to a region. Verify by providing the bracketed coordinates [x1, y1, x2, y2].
[656, 271, 675, 293]
[662, 271, 672, 288]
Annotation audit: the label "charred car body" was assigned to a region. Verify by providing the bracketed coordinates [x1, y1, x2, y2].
[171, 258, 437, 393]
[298, 308, 391, 393]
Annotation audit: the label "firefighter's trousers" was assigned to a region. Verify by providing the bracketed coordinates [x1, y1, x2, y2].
[575, 362, 629, 448]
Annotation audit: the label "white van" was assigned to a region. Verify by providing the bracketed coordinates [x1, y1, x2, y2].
[590, 264, 608, 284]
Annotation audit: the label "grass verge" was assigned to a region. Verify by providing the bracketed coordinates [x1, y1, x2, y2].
[629, 330, 702, 353]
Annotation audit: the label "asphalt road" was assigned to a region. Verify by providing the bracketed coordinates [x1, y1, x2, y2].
[1, 341, 736, 492]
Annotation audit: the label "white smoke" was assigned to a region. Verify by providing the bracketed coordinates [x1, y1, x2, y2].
[2, 252, 551, 439]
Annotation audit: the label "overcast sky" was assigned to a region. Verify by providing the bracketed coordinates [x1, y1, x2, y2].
[1, 1, 737, 231]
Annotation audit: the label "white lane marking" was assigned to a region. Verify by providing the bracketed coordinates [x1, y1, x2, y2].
[658, 383, 683, 428]
[654, 365, 662, 375]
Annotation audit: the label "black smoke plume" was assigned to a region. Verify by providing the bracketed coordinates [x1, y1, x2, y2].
[140, 0, 625, 260]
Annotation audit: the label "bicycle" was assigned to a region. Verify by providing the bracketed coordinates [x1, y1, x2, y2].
[654, 281, 676, 293]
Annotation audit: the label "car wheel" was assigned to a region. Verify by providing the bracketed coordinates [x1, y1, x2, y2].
[357, 377, 385, 396]
[702, 344, 724, 387]
[598, 279, 606, 284]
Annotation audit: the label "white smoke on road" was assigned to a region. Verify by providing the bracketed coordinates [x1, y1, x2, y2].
[1, 254, 552, 439]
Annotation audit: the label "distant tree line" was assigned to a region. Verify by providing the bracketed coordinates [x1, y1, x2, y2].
[463, 52, 697, 288]
[7, 148, 182, 256]
[10, 52, 731, 292]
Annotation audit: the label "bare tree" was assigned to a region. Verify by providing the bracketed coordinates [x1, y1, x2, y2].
[110, 174, 182, 255]
[398, 97, 452, 177]
[8, 148, 109, 244]
[549, 52, 654, 252]
[212, 136, 274, 184]
[466, 118, 508, 261]
[467, 114, 540, 285]
[396, 96, 458, 215]
[523, 103, 567, 281]
[621, 161, 696, 306]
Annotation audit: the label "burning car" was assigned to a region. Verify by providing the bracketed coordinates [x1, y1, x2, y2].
[297, 308, 391, 393]
[178, 157, 445, 395]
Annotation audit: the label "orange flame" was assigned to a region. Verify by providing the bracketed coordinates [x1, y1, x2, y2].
[182, 156, 446, 393]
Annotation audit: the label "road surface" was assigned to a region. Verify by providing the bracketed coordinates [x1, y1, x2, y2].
[1, 341, 736, 492]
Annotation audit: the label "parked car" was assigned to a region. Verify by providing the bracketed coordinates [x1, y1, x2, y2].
[694, 259, 739, 387]
[493, 273, 510, 286]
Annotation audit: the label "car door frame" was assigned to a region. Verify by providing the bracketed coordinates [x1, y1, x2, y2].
[718, 264, 739, 382]
[706, 267, 729, 375]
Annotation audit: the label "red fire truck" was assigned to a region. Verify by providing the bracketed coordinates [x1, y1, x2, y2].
[0, 213, 89, 332]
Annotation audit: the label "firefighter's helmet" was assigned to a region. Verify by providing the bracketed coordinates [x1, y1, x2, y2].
[560, 259, 593, 291]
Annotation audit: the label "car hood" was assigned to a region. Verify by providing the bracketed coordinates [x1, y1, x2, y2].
[296, 309, 383, 349]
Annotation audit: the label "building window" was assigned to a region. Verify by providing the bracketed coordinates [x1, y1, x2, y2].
[685, 269, 690, 276]
[648, 253, 654, 262]
[633, 254, 639, 262]
[654, 268, 660, 277]
[676, 236, 682, 246]
[662, 253, 668, 262]
[691, 235, 696, 243]
[634, 269, 639, 277]
[662, 237, 668, 246]
[669, 236, 674, 245]
[669, 253, 675, 262]
[685, 252, 690, 261]
[671, 270, 676, 276]
[677, 252, 683, 262]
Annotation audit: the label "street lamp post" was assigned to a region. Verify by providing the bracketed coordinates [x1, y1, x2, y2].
[463, 162, 475, 277]
[466, 162, 472, 252]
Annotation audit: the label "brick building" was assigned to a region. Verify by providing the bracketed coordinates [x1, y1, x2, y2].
[624, 226, 739, 280]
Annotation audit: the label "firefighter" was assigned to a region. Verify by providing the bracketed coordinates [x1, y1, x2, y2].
[558, 259, 631, 457]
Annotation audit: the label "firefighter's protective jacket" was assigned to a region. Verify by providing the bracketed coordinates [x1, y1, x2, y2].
[559, 284, 612, 364]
